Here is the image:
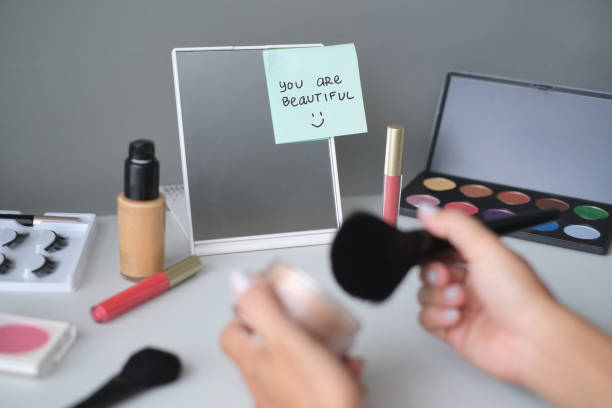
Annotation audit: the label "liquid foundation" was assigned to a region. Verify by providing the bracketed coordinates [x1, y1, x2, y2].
[117, 140, 165, 280]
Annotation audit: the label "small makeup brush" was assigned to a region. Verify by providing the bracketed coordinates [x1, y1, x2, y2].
[331, 209, 560, 302]
[71, 348, 181, 408]
[0, 213, 81, 227]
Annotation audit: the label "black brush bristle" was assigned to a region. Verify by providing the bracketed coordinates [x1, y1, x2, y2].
[331, 212, 415, 302]
[0, 255, 14, 274]
[4, 232, 29, 249]
[70, 347, 182, 408]
[331, 210, 562, 302]
[32, 256, 58, 277]
[45, 231, 68, 252]
[121, 348, 181, 387]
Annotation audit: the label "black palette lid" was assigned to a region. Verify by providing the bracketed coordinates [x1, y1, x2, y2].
[426, 73, 612, 205]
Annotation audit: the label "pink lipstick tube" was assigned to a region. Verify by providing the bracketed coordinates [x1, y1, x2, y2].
[382, 125, 405, 226]
[91, 256, 202, 323]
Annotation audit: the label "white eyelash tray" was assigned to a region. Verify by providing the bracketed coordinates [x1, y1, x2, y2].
[0, 211, 96, 292]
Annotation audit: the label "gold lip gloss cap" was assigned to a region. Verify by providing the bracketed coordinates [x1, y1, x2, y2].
[384, 124, 405, 176]
[164, 256, 203, 287]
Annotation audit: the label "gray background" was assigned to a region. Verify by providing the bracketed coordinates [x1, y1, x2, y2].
[1, 0, 611, 215]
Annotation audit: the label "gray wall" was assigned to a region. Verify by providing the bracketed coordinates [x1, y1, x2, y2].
[1, 0, 611, 215]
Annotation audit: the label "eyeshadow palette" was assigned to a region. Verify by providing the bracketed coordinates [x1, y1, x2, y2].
[0, 211, 96, 291]
[401, 172, 612, 254]
[400, 72, 612, 254]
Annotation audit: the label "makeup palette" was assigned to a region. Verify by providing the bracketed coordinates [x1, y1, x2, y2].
[0, 313, 76, 377]
[400, 73, 612, 254]
[0, 211, 96, 291]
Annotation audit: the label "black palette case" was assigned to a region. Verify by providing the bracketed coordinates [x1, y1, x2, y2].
[400, 72, 612, 254]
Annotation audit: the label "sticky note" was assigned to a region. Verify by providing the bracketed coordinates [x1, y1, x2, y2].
[263, 43, 368, 144]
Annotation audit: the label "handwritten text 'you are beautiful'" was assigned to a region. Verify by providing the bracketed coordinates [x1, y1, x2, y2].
[279, 75, 355, 107]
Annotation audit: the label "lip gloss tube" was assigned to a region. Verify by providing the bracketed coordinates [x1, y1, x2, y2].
[382, 125, 405, 226]
[91, 256, 202, 323]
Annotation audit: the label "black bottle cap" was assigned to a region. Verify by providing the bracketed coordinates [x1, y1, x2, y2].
[124, 140, 159, 201]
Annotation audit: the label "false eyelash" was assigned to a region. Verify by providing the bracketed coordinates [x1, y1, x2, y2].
[3, 232, 29, 249]
[0, 256, 14, 275]
[45, 232, 68, 252]
[32, 256, 58, 278]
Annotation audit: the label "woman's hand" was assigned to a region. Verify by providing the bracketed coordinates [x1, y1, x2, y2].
[221, 278, 364, 408]
[416, 205, 612, 407]
[416, 205, 556, 383]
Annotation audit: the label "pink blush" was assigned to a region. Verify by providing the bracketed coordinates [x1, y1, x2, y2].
[0, 324, 50, 354]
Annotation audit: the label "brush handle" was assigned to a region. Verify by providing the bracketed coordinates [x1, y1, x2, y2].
[484, 209, 560, 235]
[71, 375, 142, 408]
[0, 214, 81, 226]
[418, 209, 561, 254]
[0, 214, 34, 226]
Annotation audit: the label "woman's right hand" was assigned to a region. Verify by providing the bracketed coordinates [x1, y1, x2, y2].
[416, 205, 612, 407]
[416, 205, 556, 383]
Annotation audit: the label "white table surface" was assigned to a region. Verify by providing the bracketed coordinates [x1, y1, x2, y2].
[2, 195, 612, 408]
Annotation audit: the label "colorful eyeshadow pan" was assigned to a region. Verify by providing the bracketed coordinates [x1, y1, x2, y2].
[459, 184, 493, 198]
[532, 221, 559, 232]
[563, 225, 601, 240]
[423, 177, 456, 191]
[482, 208, 515, 220]
[497, 191, 530, 205]
[573, 205, 609, 220]
[535, 198, 570, 212]
[444, 201, 478, 215]
[405, 194, 440, 208]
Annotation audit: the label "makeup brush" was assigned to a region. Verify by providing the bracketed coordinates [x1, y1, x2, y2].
[331, 209, 560, 302]
[0, 213, 81, 226]
[71, 348, 181, 408]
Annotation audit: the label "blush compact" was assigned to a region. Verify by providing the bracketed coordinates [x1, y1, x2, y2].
[400, 72, 612, 254]
[0, 313, 76, 377]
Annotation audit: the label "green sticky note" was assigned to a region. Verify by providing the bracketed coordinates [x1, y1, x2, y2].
[263, 43, 368, 144]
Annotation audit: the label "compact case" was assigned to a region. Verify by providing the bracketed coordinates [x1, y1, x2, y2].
[0, 313, 76, 377]
[400, 73, 612, 254]
[230, 261, 360, 355]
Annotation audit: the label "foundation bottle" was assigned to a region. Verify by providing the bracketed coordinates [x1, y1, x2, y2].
[117, 140, 165, 280]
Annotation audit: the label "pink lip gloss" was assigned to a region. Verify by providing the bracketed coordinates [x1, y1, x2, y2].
[382, 125, 405, 226]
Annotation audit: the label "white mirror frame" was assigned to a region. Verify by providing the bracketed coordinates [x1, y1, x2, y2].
[171, 45, 343, 255]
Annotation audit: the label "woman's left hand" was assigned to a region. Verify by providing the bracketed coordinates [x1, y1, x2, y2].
[220, 278, 364, 408]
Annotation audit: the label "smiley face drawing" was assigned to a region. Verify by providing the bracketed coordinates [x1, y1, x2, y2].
[311, 112, 325, 128]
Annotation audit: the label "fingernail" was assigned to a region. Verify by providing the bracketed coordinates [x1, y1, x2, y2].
[444, 309, 460, 321]
[418, 203, 439, 216]
[229, 270, 254, 297]
[444, 284, 460, 300]
[426, 269, 438, 285]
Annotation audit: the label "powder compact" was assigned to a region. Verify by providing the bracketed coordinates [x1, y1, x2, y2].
[230, 261, 360, 355]
[0, 313, 76, 377]
[400, 73, 612, 254]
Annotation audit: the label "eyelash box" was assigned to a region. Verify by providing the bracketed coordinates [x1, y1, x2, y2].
[0, 313, 76, 377]
[0, 212, 96, 291]
[400, 72, 612, 254]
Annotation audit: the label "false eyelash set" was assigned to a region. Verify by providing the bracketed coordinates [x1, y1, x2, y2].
[0, 212, 96, 292]
[0, 230, 68, 276]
